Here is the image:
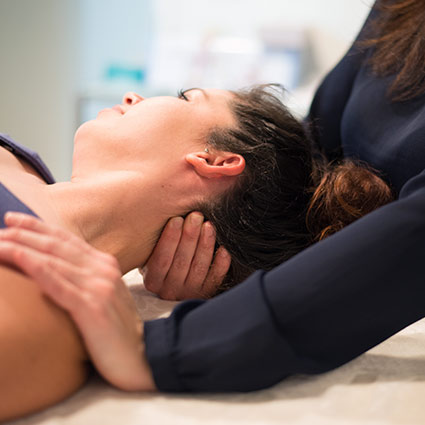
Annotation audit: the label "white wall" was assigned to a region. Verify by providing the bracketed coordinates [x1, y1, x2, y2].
[150, 0, 373, 114]
[153, 0, 373, 74]
[0, 0, 78, 181]
[77, 0, 152, 88]
[0, 0, 373, 181]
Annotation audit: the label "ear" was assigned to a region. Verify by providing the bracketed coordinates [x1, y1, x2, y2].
[185, 151, 245, 179]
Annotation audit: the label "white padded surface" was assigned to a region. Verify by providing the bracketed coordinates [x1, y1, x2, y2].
[7, 269, 425, 425]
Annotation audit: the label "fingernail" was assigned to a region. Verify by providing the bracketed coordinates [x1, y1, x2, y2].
[219, 247, 229, 258]
[203, 222, 214, 237]
[4, 211, 21, 222]
[171, 217, 183, 229]
[190, 213, 204, 226]
[4, 212, 13, 221]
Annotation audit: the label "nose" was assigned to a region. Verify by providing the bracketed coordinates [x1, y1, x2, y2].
[122, 92, 144, 106]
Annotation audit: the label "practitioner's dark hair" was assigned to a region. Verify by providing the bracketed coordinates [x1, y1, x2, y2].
[196, 84, 393, 292]
[360, 0, 425, 102]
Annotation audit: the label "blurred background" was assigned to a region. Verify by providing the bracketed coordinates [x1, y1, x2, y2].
[0, 0, 372, 181]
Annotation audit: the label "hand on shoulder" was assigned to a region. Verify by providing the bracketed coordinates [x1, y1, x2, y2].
[0, 212, 155, 391]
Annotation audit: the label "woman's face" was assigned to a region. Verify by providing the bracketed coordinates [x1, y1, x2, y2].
[73, 88, 236, 177]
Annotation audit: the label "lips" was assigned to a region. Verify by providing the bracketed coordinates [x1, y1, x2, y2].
[112, 105, 124, 114]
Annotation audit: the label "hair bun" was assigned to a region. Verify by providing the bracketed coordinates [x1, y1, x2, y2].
[306, 161, 393, 241]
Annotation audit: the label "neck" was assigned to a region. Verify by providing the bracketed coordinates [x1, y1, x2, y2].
[42, 171, 186, 274]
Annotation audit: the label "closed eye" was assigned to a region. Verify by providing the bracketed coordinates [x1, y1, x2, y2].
[177, 89, 189, 101]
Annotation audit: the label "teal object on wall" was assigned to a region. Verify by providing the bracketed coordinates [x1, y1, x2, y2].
[105, 65, 146, 83]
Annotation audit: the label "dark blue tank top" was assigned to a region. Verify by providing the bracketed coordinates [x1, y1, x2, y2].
[0, 133, 55, 229]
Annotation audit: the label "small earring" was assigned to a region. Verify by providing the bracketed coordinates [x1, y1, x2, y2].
[204, 148, 209, 153]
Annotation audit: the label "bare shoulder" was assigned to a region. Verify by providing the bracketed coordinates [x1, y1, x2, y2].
[0, 264, 88, 421]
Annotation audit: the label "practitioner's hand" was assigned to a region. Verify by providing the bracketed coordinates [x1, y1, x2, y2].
[0, 212, 155, 392]
[141, 212, 231, 300]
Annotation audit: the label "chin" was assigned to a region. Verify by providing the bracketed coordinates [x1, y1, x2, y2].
[74, 120, 92, 143]
[72, 121, 98, 164]
[74, 118, 106, 146]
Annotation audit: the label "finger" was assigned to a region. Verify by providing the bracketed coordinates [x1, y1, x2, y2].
[0, 227, 87, 263]
[0, 226, 108, 272]
[202, 247, 231, 297]
[4, 211, 78, 244]
[162, 212, 204, 288]
[0, 241, 82, 309]
[3, 214, 111, 265]
[142, 216, 183, 292]
[0, 239, 101, 289]
[182, 221, 216, 298]
[0, 240, 27, 266]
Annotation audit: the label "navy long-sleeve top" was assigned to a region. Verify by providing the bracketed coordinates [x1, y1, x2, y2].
[144, 2, 425, 392]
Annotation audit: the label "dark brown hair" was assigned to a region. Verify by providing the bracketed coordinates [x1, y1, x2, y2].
[306, 161, 393, 241]
[361, 0, 425, 102]
[196, 85, 393, 291]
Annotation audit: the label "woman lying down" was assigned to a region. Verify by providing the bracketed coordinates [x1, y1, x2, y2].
[0, 85, 392, 420]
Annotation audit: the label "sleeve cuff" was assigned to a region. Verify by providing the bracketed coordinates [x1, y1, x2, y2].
[144, 300, 205, 392]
